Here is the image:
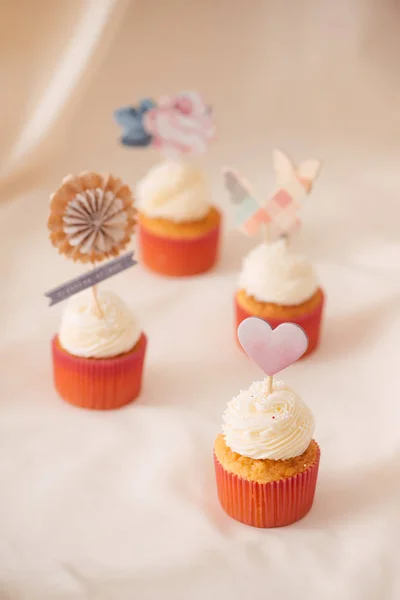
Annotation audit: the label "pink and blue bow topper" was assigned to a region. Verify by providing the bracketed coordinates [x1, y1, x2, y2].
[114, 91, 215, 157]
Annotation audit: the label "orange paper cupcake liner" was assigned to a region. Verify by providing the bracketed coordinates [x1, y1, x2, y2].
[51, 333, 147, 410]
[235, 292, 325, 358]
[138, 223, 221, 277]
[214, 444, 320, 528]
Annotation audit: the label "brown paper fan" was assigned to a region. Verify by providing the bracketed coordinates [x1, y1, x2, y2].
[48, 172, 136, 263]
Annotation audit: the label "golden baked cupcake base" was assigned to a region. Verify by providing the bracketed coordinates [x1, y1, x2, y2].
[214, 434, 319, 483]
[138, 207, 221, 276]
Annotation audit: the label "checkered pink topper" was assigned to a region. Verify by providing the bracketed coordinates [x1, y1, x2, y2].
[224, 150, 321, 240]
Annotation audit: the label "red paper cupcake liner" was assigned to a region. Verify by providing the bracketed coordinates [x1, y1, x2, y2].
[138, 222, 221, 277]
[235, 291, 325, 358]
[51, 333, 147, 410]
[214, 444, 320, 528]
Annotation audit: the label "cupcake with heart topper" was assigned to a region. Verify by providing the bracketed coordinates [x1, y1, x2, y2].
[224, 150, 325, 357]
[114, 91, 221, 277]
[46, 172, 147, 410]
[214, 318, 320, 528]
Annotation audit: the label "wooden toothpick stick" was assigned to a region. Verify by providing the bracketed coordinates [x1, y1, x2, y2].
[266, 375, 273, 396]
[91, 263, 104, 318]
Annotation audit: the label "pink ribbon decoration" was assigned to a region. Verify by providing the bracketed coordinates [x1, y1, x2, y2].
[143, 91, 215, 157]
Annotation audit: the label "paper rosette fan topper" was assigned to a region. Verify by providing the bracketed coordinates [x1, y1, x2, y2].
[114, 90, 215, 157]
[48, 172, 136, 263]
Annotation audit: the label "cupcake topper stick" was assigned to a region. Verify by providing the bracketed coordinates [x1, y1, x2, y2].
[237, 317, 309, 395]
[45, 172, 138, 308]
[91, 263, 104, 318]
[224, 150, 321, 242]
[114, 91, 215, 159]
[265, 373, 273, 396]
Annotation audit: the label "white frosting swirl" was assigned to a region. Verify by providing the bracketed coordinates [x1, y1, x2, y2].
[222, 379, 314, 460]
[59, 290, 141, 358]
[136, 160, 210, 222]
[238, 239, 318, 305]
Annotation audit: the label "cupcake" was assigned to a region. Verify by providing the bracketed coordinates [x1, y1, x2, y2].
[224, 150, 323, 357]
[52, 290, 147, 410]
[114, 90, 220, 276]
[214, 316, 320, 527]
[235, 239, 324, 357]
[136, 160, 221, 276]
[214, 378, 320, 528]
[215, 315, 320, 527]
[47, 171, 147, 410]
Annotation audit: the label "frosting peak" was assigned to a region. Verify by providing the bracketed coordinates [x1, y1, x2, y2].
[136, 160, 210, 222]
[222, 379, 314, 460]
[59, 290, 141, 358]
[238, 240, 318, 305]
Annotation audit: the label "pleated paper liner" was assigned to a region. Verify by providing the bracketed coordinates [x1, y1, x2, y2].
[214, 443, 320, 528]
[234, 291, 325, 358]
[138, 221, 221, 277]
[52, 333, 147, 410]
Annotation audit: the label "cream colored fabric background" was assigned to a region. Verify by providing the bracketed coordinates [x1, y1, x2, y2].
[1, 1, 400, 599]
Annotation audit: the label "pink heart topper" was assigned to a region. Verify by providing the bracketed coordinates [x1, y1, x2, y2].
[237, 318, 309, 376]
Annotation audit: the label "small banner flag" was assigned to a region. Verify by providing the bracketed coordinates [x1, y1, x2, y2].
[45, 252, 137, 306]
